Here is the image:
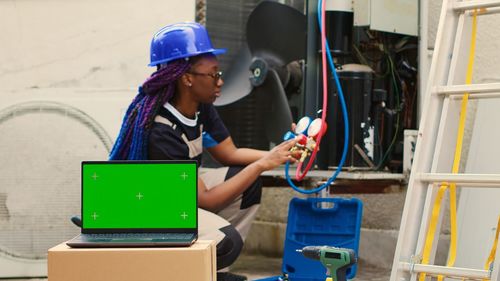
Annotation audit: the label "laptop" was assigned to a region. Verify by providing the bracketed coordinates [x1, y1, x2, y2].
[67, 160, 198, 248]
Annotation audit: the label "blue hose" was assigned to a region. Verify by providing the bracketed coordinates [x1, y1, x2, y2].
[285, 0, 349, 194]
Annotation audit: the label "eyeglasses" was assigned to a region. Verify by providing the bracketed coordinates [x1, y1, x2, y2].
[188, 71, 223, 81]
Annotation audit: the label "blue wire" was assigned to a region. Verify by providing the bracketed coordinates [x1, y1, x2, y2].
[285, 0, 350, 194]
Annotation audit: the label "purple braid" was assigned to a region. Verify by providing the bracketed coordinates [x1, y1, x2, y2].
[109, 59, 191, 160]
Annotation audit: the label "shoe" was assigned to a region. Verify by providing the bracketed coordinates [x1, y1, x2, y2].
[216, 272, 248, 281]
[71, 215, 82, 227]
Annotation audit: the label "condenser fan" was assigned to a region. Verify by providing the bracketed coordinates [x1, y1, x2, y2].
[214, 1, 306, 143]
[0, 89, 134, 278]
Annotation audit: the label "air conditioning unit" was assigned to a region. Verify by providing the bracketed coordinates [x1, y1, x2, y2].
[0, 88, 135, 277]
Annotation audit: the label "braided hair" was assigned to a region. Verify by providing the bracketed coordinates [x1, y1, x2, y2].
[109, 59, 191, 160]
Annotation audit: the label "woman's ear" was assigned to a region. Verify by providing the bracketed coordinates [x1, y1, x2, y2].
[180, 73, 193, 87]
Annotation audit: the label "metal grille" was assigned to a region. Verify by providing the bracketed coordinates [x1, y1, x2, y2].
[205, 0, 261, 72]
[204, 0, 266, 150]
[203, 0, 306, 150]
[0, 104, 109, 259]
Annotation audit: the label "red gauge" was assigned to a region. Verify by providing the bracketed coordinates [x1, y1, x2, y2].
[307, 118, 327, 139]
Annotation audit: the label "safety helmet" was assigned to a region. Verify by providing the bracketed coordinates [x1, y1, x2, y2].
[148, 22, 226, 67]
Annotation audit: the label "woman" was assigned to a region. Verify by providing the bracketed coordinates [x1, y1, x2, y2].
[109, 22, 297, 277]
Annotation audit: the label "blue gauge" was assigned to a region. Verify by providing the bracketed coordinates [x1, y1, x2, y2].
[295, 116, 312, 135]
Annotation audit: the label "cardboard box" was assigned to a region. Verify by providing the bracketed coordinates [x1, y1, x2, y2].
[48, 240, 216, 281]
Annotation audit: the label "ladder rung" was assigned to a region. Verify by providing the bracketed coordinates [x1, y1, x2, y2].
[470, 6, 500, 15]
[433, 83, 500, 99]
[418, 173, 500, 187]
[400, 262, 490, 279]
[454, 0, 500, 11]
[450, 93, 500, 100]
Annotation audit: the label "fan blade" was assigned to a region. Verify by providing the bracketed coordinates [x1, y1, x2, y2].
[255, 69, 292, 143]
[214, 46, 253, 106]
[247, 1, 306, 66]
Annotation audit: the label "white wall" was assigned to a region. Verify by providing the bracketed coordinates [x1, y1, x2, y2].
[0, 0, 195, 92]
[0, 2, 195, 277]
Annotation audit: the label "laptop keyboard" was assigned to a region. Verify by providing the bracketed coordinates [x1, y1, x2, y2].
[86, 233, 194, 240]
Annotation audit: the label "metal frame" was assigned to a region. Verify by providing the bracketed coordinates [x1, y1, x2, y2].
[454, 0, 500, 10]
[0, 88, 136, 278]
[419, 173, 500, 187]
[304, 0, 320, 118]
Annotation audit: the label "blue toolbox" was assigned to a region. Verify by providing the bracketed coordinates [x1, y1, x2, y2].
[255, 197, 363, 281]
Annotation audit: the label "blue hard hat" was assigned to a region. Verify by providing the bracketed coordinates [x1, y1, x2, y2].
[148, 22, 226, 67]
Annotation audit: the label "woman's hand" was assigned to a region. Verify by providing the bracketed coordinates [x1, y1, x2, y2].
[255, 139, 297, 171]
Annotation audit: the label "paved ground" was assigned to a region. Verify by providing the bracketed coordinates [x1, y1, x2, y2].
[9, 254, 391, 281]
[231, 254, 392, 280]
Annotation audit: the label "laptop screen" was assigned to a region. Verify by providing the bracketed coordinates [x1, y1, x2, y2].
[81, 161, 197, 233]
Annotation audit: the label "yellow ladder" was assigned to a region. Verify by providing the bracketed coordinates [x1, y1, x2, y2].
[390, 1, 500, 280]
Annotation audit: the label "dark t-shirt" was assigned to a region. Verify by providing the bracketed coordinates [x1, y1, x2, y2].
[148, 102, 230, 166]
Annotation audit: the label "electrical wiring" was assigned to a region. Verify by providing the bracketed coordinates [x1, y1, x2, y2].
[375, 52, 401, 170]
[352, 44, 370, 66]
[352, 44, 391, 78]
[353, 32, 417, 170]
[284, 0, 349, 194]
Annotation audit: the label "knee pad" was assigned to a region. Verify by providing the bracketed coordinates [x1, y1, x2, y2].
[216, 224, 244, 269]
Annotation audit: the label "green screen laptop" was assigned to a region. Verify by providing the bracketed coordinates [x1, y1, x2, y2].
[67, 160, 198, 247]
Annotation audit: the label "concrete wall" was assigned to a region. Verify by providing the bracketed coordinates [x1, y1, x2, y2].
[0, 0, 195, 92]
[0, 1, 195, 276]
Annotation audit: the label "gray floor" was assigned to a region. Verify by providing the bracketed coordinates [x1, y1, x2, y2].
[7, 254, 391, 281]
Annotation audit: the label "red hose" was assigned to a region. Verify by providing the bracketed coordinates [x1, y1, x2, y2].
[295, 0, 328, 181]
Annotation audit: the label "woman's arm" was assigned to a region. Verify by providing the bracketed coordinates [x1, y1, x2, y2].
[207, 137, 269, 166]
[197, 162, 263, 212]
[199, 139, 296, 212]
[207, 123, 299, 166]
